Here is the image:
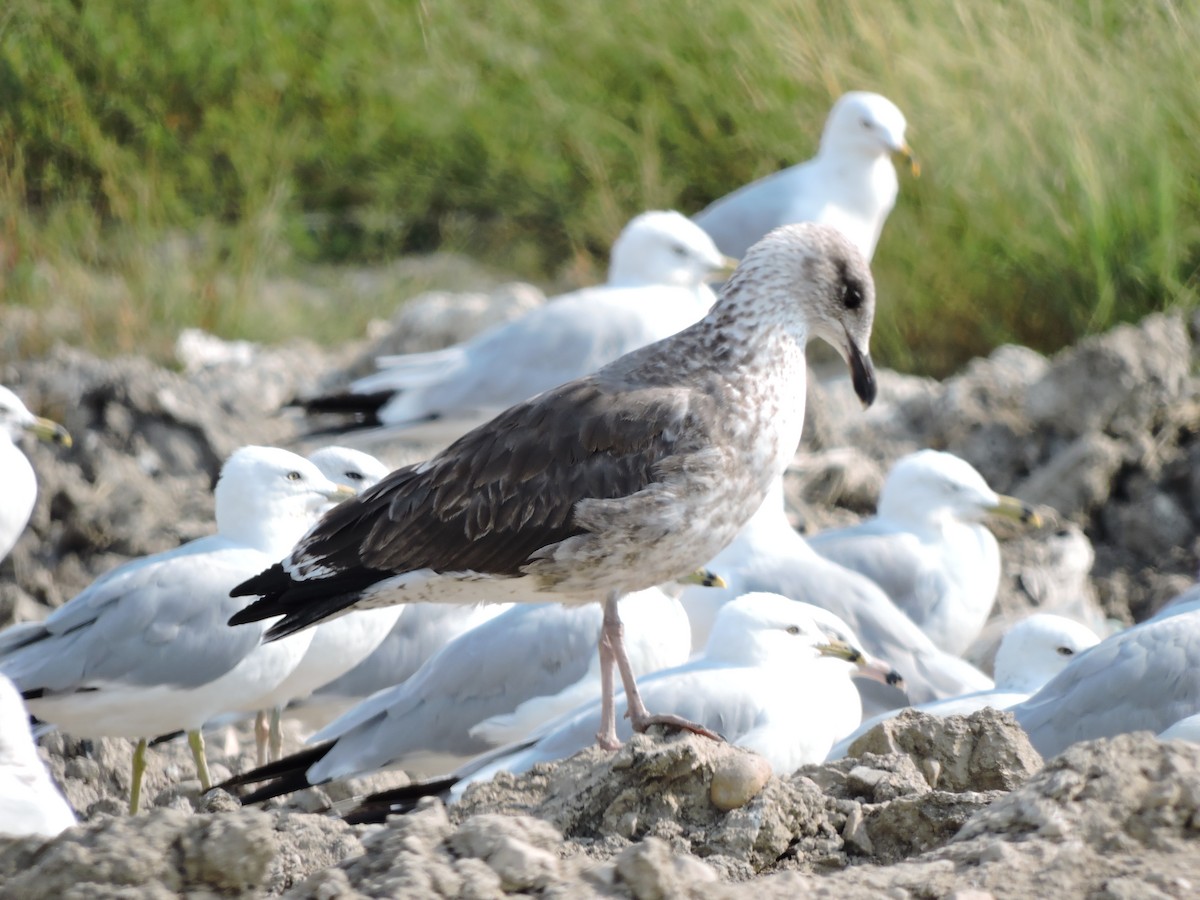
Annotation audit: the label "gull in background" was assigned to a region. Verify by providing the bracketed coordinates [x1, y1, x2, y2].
[808, 450, 1040, 657]
[828, 613, 1101, 758]
[297, 210, 735, 444]
[693, 91, 918, 261]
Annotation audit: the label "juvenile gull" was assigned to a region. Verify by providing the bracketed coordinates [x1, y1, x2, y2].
[809, 450, 1039, 656]
[693, 92, 918, 261]
[230, 222, 877, 750]
[299, 210, 735, 443]
[680, 478, 994, 712]
[828, 613, 1101, 758]
[220, 586, 691, 802]
[1014, 607, 1200, 757]
[0, 385, 71, 563]
[340, 593, 885, 821]
[0, 674, 75, 839]
[0, 446, 351, 813]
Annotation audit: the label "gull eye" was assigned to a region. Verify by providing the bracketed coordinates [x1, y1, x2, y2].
[671, 243, 689, 257]
[1056, 646, 1074, 657]
[785, 625, 801, 635]
[286, 471, 303, 481]
[860, 116, 872, 129]
[842, 279, 864, 310]
[344, 470, 364, 481]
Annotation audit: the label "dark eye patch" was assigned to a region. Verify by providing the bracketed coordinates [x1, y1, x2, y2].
[835, 259, 865, 310]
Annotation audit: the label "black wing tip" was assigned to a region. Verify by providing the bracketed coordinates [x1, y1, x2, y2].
[216, 743, 334, 804]
[294, 389, 393, 421]
[340, 775, 460, 824]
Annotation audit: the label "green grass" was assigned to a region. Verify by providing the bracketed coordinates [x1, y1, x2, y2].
[1, 0, 1198, 374]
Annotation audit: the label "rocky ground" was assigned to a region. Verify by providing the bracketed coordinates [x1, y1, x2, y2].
[2, 278, 1199, 896]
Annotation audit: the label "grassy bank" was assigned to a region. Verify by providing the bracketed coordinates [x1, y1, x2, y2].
[1, 0, 1197, 373]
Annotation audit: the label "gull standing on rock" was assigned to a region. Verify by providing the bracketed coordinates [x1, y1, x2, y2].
[229, 223, 878, 751]
[693, 92, 918, 261]
[808, 450, 1040, 657]
[0, 446, 352, 813]
[298, 210, 736, 443]
[0, 385, 71, 563]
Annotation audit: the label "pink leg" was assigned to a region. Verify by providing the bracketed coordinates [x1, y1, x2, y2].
[599, 592, 721, 746]
[595, 621, 621, 750]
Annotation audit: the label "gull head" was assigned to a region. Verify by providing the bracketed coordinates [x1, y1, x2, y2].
[308, 446, 390, 493]
[608, 210, 735, 289]
[0, 386, 72, 448]
[215, 445, 354, 551]
[877, 450, 1039, 527]
[733, 223, 876, 407]
[705, 592, 880, 677]
[993, 613, 1101, 693]
[823, 92, 918, 175]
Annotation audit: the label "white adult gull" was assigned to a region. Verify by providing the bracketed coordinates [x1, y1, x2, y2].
[246, 446, 399, 761]
[693, 91, 918, 262]
[298, 210, 735, 443]
[285, 603, 511, 731]
[1013, 607, 1200, 758]
[808, 450, 1040, 657]
[0, 385, 71, 563]
[680, 478, 994, 712]
[229, 222, 878, 751]
[220, 585, 693, 802]
[0, 674, 76, 839]
[337, 593, 888, 821]
[828, 613, 1101, 758]
[0, 446, 352, 813]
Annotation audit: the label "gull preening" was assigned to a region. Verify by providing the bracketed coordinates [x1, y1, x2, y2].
[693, 91, 917, 261]
[230, 222, 878, 751]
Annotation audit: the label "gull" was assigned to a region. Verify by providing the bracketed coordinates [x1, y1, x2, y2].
[1159, 713, 1200, 743]
[219, 585, 694, 802]
[340, 593, 891, 821]
[1014, 607, 1200, 758]
[298, 210, 736, 444]
[693, 91, 918, 261]
[828, 613, 1101, 758]
[0, 385, 71, 562]
[229, 223, 878, 751]
[285, 603, 511, 732]
[0, 446, 352, 813]
[808, 450, 1040, 656]
[246, 446, 399, 761]
[680, 478, 994, 712]
[0, 674, 75, 839]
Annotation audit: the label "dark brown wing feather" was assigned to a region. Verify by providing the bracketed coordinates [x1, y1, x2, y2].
[229, 374, 711, 631]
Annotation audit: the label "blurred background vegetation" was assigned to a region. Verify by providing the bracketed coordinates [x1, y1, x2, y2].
[1, 0, 1197, 374]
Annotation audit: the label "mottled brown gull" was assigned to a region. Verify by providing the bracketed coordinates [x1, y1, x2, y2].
[229, 222, 877, 749]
